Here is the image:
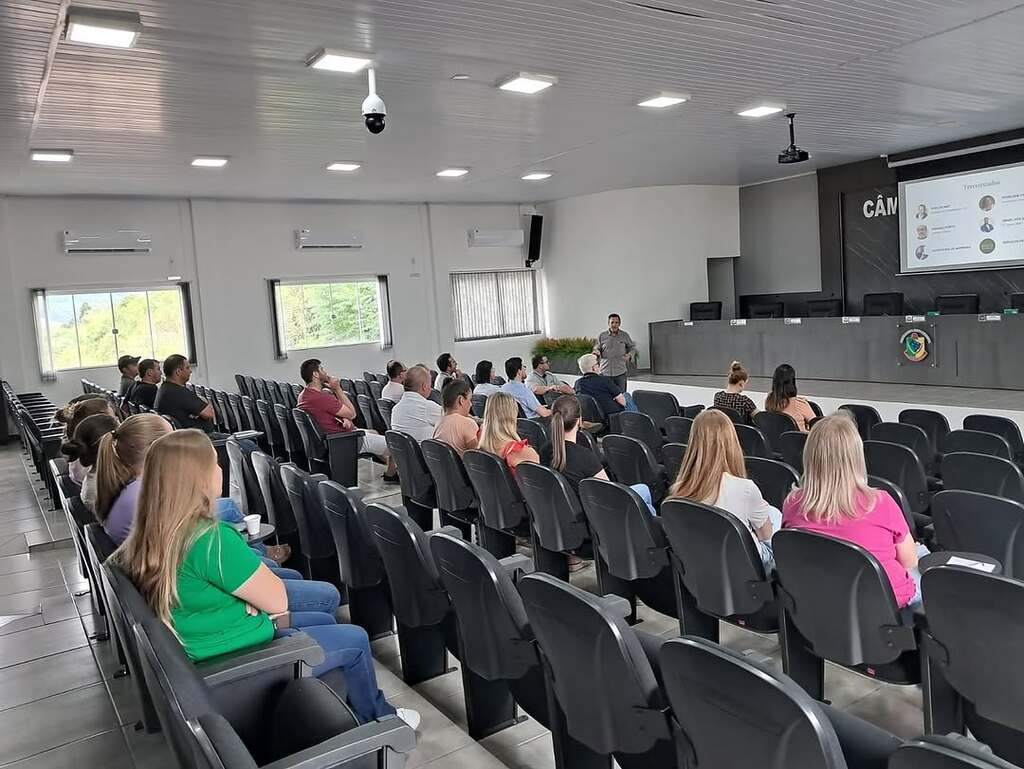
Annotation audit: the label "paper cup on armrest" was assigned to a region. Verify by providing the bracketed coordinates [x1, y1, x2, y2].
[243, 514, 261, 536]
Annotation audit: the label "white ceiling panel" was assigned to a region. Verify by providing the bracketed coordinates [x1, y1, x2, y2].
[2, 0, 1024, 201]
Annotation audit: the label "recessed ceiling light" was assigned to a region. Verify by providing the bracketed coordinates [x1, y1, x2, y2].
[450, 74, 471, 81]
[437, 168, 469, 178]
[497, 73, 557, 94]
[66, 7, 142, 49]
[521, 172, 552, 181]
[167, 275, 182, 281]
[31, 149, 74, 163]
[191, 156, 228, 168]
[737, 104, 786, 118]
[637, 93, 689, 108]
[307, 49, 372, 73]
[325, 161, 362, 172]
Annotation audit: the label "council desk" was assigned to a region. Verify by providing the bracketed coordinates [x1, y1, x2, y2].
[649, 313, 1023, 390]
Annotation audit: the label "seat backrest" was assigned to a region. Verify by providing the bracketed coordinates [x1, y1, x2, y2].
[922, 567, 1024, 734]
[375, 373, 389, 386]
[664, 416, 693, 445]
[941, 430, 1012, 460]
[240, 396, 259, 437]
[578, 478, 669, 581]
[871, 423, 932, 468]
[421, 438, 477, 513]
[226, 438, 250, 516]
[463, 449, 527, 531]
[661, 442, 686, 484]
[429, 532, 535, 681]
[745, 456, 799, 509]
[660, 498, 771, 617]
[362, 502, 450, 628]
[518, 573, 670, 756]
[839, 404, 881, 440]
[280, 464, 334, 560]
[384, 430, 436, 505]
[778, 431, 807, 475]
[516, 419, 548, 455]
[256, 399, 283, 449]
[318, 481, 386, 590]
[272, 402, 301, 457]
[736, 423, 771, 458]
[711, 405, 744, 424]
[227, 393, 248, 431]
[215, 390, 236, 432]
[601, 434, 663, 491]
[251, 451, 297, 537]
[234, 374, 248, 396]
[660, 637, 849, 769]
[470, 393, 488, 419]
[753, 411, 798, 451]
[243, 375, 257, 400]
[889, 736, 1019, 769]
[254, 378, 272, 404]
[773, 529, 913, 666]
[376, 398, 394, 429]
[362, 371, 376, 385]
[931, 490, 1024, 579]
[963, 415, 1024, 458]
[618, 411, 664, 458]
[863, 291, 903, 317]
[942, 452, 1024, 504]
[864, 440, 930, 514]
[369, 380, 383, 400]
[517, 462, 589, 553]
[689, 301, 722, 321]
[632, 390, 679, 430]
[292, 408, 326, 463]
[354, 379, 371, 399]
[575, 393, 605, 425]
[899, 409, 950, 453]
[356, 394, 386, 434]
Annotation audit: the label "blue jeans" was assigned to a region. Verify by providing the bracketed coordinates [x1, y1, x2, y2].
[906, 543, 931, 607]
[631, 483, 657, 515]
[259, 561, 342, 615]
[276, 617, 396, 723]
[756, 506, 784, 571]
[622, 393, 639, 413]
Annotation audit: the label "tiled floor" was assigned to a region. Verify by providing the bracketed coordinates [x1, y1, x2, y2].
[0, 443, 927, 769]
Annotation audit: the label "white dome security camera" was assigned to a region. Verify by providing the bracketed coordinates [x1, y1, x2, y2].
[362, 68, 386, 135]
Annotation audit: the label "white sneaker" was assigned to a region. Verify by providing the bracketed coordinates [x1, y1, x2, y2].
[396, 707, 421, 731]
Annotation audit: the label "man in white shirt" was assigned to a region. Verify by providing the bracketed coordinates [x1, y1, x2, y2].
[434, 353, 460, 392]
[381, 360, 406, 402]
[391, 365, 443, 442]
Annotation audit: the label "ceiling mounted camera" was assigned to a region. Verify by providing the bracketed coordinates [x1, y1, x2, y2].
[778, 112, 810, 164]
[362, 68, 386, 135]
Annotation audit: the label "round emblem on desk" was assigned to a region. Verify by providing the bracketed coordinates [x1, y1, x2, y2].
[900, 329, 931, 362]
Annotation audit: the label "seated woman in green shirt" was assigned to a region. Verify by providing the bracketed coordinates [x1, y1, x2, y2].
[113, 429, 418, 729]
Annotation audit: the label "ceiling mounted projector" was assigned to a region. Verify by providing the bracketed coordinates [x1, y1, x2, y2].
[778, 113, 810, 164]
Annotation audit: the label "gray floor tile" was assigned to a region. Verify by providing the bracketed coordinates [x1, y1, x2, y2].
[0, 518, 52, 540]
[0, 614, 45, 636]
[843, 686, 925, 739]
[0, 617, 88, 670]
[41, 595, 80, 625]
[388, 688, 475, 769]
[0, 683, 119, 763]
[0, 508, 48, 524]
[824, 663, 885, 708]
[121, 724, 176, 769]
[1, 730, 133, 769]
[0, 585, 72, 616]
[422, 742, 511, 768]
[0, 647, 104, 712]
[478, 713, 549, 754]
[494, 731, 557, 769]
[0, 534, 29, 556]
[0, 566, 66, 597]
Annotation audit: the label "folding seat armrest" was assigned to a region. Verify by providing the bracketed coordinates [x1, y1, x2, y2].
[231, 429, 264, 442]
[197, 632, 325, 688]
[599, 593, 633, 619]
[499, 554, 534, 577]
[261, 717, 416, 769]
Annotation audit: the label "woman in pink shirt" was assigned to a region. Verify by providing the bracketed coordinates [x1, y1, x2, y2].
[782, 413, 923, 607]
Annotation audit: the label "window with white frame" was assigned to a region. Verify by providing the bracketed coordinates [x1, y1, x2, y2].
[450, 269, 541, 342]
[269, 276, 392, 357]
[33, 286, 191, 376]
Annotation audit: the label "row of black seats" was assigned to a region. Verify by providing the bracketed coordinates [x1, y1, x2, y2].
[691, 292, 1024, 320]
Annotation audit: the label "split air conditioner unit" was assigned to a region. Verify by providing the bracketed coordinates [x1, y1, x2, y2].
[294, 228, 364, 250]
[467, 228, 525, 248]
[62, 229, 152, 254]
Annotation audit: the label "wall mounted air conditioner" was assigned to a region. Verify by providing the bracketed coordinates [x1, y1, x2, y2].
[294, 228, 364, 250]
[467, 228, 525, 248]
[62, 229, 152, 254]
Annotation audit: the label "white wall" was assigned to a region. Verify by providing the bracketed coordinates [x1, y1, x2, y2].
[0, 196, 535, 404]
[540, 185, 740, 366]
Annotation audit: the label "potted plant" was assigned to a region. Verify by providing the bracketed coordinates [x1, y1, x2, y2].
[531, 337, 596, 375]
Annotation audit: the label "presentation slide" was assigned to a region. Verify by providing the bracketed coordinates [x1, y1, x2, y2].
[899, 162, 1024, 274]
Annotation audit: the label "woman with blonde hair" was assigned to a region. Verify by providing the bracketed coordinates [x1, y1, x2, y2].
[782, 413, 923, 607]
[113, 429, 418, 728]
[478, 391, 540, 471]
[668, 409, 780, 565]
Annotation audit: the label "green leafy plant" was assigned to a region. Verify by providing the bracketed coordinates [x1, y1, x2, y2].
[531, 337, 596, 373]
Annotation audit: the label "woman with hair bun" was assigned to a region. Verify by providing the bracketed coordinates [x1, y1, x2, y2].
[57, 396, 115, 483]
[713, 361, 758, 422]
[61, 413, 119, 511]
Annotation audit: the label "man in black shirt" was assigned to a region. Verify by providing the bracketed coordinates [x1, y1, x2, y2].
[154, 354, 216, 432]
[574, 353, 630, 417]
[128, 358, 161, 410]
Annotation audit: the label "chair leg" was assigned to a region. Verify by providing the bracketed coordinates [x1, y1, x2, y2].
[439, 510, 473, 540]
[480, 525, 516, 559]
[921, 647, 963, 734]
[395, 622, 451, 685]
[531, 526, 570, 581]
[461, 665, 522, 739]
[348, 584, 394, 641]
[779, 606, 824, 701]
[403, 497, 434, 531]
[594, 553, 637, 625]
[674, 573, 718, 642]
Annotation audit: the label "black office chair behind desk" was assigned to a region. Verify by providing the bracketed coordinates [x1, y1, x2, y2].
[864, 292, 904, 317]
[936, 294, 980, 315]
[748, 301, 785, 319]
[689, 301, 722, 321]
[807, 298, 843, 318]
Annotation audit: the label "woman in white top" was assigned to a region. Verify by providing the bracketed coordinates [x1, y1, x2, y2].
[668, 409, 782, 567]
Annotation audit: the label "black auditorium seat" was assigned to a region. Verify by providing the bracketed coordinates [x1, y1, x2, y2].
[689, 301, 722, 321]
[963, 414, 1024, 465]
[935, 294, 980, 315]
[941, 453, 1024, 504]
[941, 430, 1012, 460]
[517, 462, 592, 580]
[806, 298, 843, 318]
[749, 301, 784, 319]
[632, 389, 682, 432]
[420, 438, 477, 539]
[745, 456, 800, 510]
[664, 416, 693, 445]
[600, 434, 667, 503]
[463, 449, 530, 558]
[384, 430, 436, 531]
[736, 423, 772, 459]
[292, 408, 362, 487]
[839, 403, 882, 440]
[617, 411, 665, 461]
[777, 431, 807, 475]
[931, 490, 1024, 578]
[863, 292, 904, 316]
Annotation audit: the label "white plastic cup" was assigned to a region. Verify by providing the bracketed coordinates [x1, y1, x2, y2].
[243, 514, 261, 537]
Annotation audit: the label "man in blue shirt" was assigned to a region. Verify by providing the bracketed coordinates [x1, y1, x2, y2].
[501, 357, 552, 419]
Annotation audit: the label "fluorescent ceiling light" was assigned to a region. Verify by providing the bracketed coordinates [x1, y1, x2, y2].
[737, 104, 785, 118]
[31, 149, 74, 163]
[66, 7, 142, 49]
[167, 275, 182, 281]
[637, 93, 688, 108]
[326, 161, 361, 172]
[498, 73, 557, 94]
[191, 156, 228, 168]
[521, 172, 552, 181]
[307, 49, 372, 73]
[437, 168, 469, 178]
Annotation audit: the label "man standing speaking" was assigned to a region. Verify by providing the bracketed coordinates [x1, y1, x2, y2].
[594, 313, 636, 392]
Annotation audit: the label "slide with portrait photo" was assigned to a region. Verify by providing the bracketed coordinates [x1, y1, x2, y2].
[899, 163, 1024, 274]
